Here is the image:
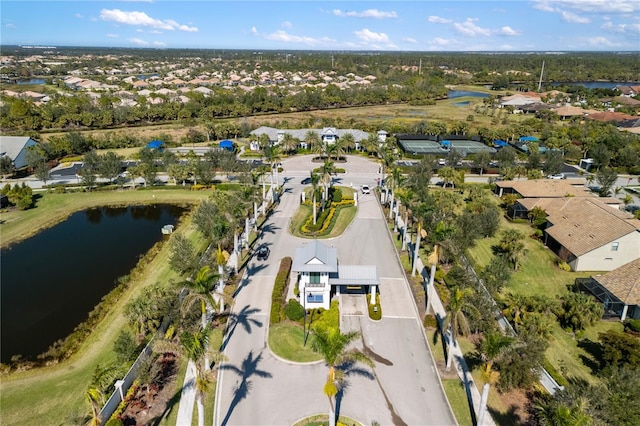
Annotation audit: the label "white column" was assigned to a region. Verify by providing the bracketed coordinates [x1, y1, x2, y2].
[370, 285, 376, 305]
[114, 379, 125, 401]
[245, 217, 250, 248]
[621, 305, 629, 321]
[253, 202, 258, 230]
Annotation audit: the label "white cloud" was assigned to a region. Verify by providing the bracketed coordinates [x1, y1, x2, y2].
[281, 21, 292, 29]
[74, 13, 83, 19]
[432, 37, 457, 46]
[153, 41, 166, 47]
[533, 0, 639, 14]
[354, 28, 391, 43]
[602, 20, 640, 34]
[128, 37, 149, 46]
[496, 26, 520, 36]
[150, 30, 162, 34]
[428, 16, 452, 24]
[252, 27, 335, 47]
[332, 9, 397, 19]
[5, 23, 16, 29]
[560, 11, 590, 24]
[588, 36, 618, 46]
[100, 9, 198, 32]
[106, 33, 119, 38]
[453, 19, 492, 37]
[403, 37, 418, 44]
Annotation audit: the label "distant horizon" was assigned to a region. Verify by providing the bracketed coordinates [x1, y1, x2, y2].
[2, 1, 639, 52]
[3, 45, 639, 55]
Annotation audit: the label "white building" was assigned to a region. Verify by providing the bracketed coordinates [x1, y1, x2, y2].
[292, 239, 379, 310]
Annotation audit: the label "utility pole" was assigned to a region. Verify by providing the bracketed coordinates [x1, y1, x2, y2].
[537, 60, 545, 92]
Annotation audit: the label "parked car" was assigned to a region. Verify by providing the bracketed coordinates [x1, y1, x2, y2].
[361, 184, 370, 194]
[438, 158, 446, 166]
[547, 173, 566, 180]
[256, 245, 270, 261]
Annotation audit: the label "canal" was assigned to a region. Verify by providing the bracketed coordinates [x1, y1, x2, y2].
[0, 204, 186, 363]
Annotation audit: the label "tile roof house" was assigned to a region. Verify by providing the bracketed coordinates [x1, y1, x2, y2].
[493, 179, 590, 198]
[292, 240, 379, 310]
[581, 258, 640, 320]
[542, 197, 640, 271]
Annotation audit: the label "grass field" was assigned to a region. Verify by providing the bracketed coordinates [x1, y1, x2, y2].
[268, 322, 323, 363]
[465, 213, 619, 385]
[0, 188, 210, 248]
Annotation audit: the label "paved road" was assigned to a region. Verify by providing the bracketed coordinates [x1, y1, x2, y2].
[214, 155, 456, 426]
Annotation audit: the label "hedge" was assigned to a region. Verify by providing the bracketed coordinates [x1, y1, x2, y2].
[270, 257, 293, 325]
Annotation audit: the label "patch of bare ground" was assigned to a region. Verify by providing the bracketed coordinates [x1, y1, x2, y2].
[118, 352, 181, 426]
[489, 388, 532, 426]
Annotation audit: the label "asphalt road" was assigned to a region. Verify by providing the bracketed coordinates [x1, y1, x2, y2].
[214, 155, 456, 426]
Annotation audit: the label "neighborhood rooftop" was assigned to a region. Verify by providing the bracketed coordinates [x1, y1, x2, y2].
[592, 258, 640, 305]
[544, 197, 640, 257]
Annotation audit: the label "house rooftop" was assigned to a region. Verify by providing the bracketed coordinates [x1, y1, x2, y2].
[544, 197, 640, 257]
[292, 239, 338, 273]
[496, 179, 590, 198]
[592, 258, 640, 305]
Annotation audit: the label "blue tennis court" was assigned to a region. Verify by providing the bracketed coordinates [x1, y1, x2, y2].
[398, 138, 495, 155]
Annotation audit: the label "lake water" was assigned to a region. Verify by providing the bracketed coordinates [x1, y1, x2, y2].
[16, 78, 46, 85]
[549, 81, 640, 89]
[0, 204, 186, 363]
[448, 90, 490, 99]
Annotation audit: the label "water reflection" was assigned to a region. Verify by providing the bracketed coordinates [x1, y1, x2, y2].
[0, 204, 186, 362]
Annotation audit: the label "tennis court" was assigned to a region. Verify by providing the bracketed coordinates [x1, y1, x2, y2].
[398, 138, 495, 156]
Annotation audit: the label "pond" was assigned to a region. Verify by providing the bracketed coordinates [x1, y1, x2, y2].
[16, 78, 46, 85]
[448, 90, 490, 99]
[0, 204, 186, 363]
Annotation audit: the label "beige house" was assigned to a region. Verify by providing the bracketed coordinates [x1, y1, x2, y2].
[542, 198, 640, 271]
[581, 258, 640, 320]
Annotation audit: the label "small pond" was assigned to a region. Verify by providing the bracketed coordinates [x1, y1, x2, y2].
[448, 90, 490, 99]
[0, 204, 186, 362]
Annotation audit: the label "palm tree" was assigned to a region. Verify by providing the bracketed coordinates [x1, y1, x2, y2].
[320, 157, 335, 204]
[156, 326, 226, 426]
[311, 327, 374, 426]
[280, 133, 298, 155]
[443, 286, 475, 371]
[310, 170, 321, 224]
[213, 244, 229, 311]
[339, 132, 356, 153]
[181, 266, 220, 330]
[479, 331, 514, 378]
[499, 229, 528, 271]
[85, 387, 104, 426]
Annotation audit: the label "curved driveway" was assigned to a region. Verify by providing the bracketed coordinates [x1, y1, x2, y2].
[214, 155, 456, 426]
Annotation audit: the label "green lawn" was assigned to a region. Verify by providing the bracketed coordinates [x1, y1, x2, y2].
[289, 187, 357, 239]
[467, 217, 596, 297]
[268, 322, 323, 363]
[442, 379, 474, 426]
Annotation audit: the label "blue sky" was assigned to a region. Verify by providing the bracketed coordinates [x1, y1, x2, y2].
[1, 1, 639, 51]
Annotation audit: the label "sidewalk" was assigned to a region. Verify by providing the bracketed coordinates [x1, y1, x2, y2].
[394, 213, 496, 426]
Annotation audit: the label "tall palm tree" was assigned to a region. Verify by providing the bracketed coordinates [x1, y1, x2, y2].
[181, 266, 220, 330]
[305, 130, 321, 154]
[310, 170, 321, 224]
[85, 387, 104, 426]
[214, 244, 229, 311]
[444, 286, 475, 371]
[311, 327, 373, 426]
[320, 157, 335, 205]
[339, 132, 355, 153]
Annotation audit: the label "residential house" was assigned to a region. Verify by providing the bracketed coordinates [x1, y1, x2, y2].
[542, 197, 640, 271]
[250, 126, 370, 148]
[292, 239, 379, 310]
[0, 136, 39, 169]
[493, 179, 590, 199]
[581, 258, 640, 320]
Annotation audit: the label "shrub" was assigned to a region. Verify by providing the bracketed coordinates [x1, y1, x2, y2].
[556, 259, 572, 271]
[270, 257, 292, 325]
[423, 314, 439, 329]
[625, 319, 640, 333]
[598, 330, 640, 370]
[368, 293, 382, 320]
[285, 299, 305, 321]
[543, 358, 568, 387]
[331, 187, 343, 202]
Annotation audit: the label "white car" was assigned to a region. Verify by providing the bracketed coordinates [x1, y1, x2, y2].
[361, 185, 370, 194]
[438, 158, 446, 166]
[547, 173, 566, 180]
